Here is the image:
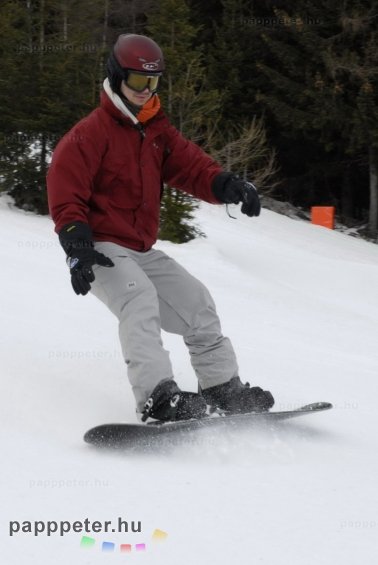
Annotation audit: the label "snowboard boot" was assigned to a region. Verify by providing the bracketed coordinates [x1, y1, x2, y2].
[202, 376, 274, 414]
[141, 379, 208, 423]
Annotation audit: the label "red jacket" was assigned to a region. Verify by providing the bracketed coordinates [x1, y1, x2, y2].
[47, 91, 222, 251]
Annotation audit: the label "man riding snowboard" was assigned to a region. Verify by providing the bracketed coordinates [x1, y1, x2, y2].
[47, 34, 274, 422]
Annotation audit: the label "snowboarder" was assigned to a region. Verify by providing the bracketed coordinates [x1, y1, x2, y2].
[47, 34, 274, 423]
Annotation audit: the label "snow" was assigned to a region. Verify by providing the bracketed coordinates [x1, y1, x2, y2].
[1, 195, 378, 564]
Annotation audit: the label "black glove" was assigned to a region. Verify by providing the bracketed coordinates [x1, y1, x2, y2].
[212, 172, 261, 217]
[59, 222, 114, 296]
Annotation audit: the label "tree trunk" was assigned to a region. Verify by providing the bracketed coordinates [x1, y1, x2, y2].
[97, 0, 109, 100]
[62, 1, 68, 41]
[40, 132, 47, 177]
[368, 146, 378, 237]
[39, 0, 45, 71]
[26, 0, 33, 51]
[341, 165, 353, 221]
[39, 0, 47, 186]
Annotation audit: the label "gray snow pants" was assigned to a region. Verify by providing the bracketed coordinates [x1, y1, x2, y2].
[91, 242, 238, 412]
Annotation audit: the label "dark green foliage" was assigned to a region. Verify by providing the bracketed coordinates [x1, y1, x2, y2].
[243, 1, 377, 231]
[0, 132, 49, 213]
[158, 187, 204, 243]
[0, 0, 107, 212]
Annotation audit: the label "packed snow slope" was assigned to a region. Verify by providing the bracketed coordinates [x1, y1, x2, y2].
[1, 195, 378, 565]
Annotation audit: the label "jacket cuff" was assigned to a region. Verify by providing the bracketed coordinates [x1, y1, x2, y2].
[58, 222, 93, 255]
[211, 172, 237, 203]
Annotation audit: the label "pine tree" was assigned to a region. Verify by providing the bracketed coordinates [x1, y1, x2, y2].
[254, 1, 378, 235]
[195, 0, 277, 191]
[0, 0, 47, 210]
[0, 0, 111, 212]
[147, 0, 221, 243]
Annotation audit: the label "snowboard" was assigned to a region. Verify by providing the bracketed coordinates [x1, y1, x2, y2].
[84, 401, 332, 448]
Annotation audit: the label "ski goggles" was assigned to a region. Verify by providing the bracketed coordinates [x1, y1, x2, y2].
[124, 71, 162, 93]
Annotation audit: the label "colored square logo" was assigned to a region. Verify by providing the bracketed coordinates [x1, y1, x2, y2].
[135, 543, 146, 551]
[102, 541, 115, 552]
[80, 536, 95, 548]
[152, 528, 168, 542]
[120, 544, 132, 553]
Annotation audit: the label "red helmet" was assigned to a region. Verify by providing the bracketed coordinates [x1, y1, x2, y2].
[107, 34, 164, 94]
[114, 34, 164, 72]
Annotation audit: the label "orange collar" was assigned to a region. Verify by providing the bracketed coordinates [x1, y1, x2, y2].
[136, 95, 161, 123]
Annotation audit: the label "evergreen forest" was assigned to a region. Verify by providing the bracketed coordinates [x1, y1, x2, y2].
[0, 0, 377, 239]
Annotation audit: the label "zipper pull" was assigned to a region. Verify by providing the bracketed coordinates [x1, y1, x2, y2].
[135, 123, 145, 138]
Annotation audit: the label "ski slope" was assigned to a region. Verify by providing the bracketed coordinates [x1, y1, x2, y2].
[1, 195, 378, 564]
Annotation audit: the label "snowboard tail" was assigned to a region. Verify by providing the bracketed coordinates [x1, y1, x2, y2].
[84, 402, 333, 448]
